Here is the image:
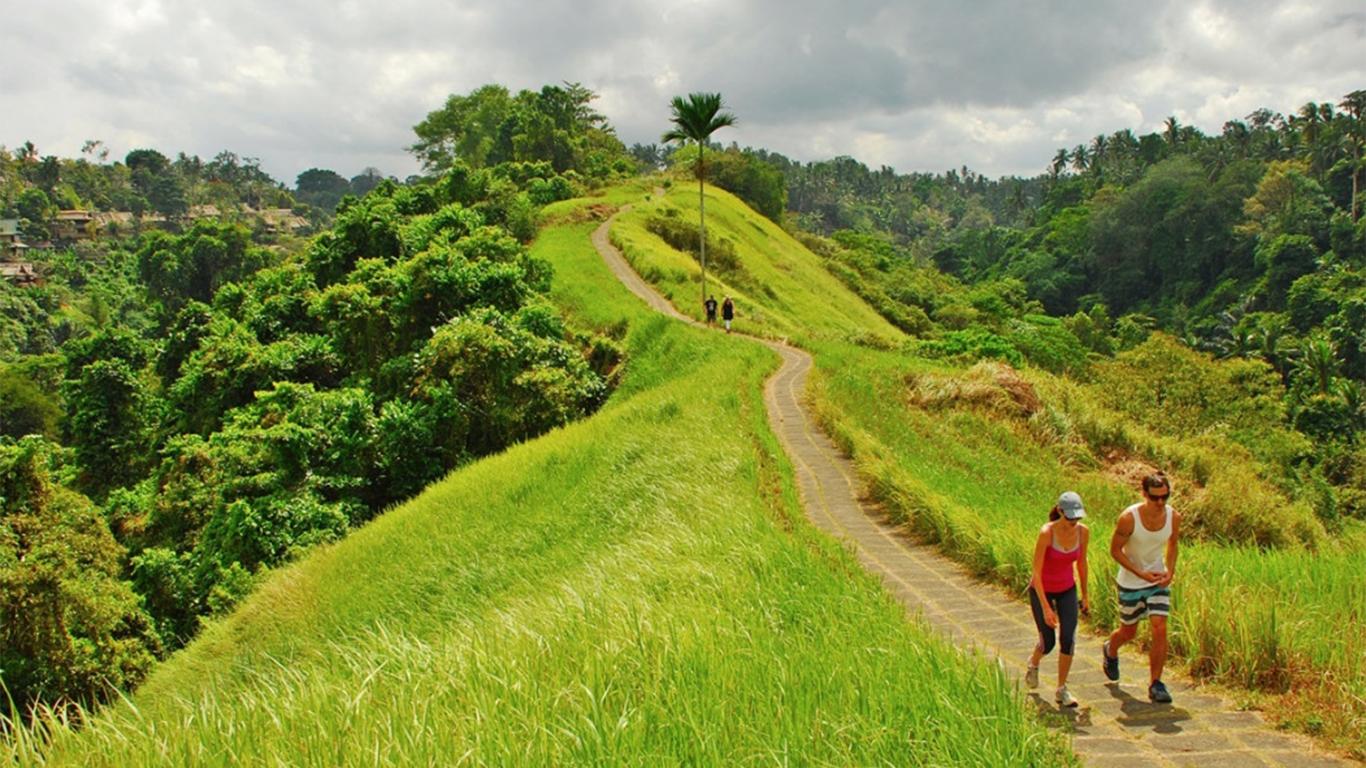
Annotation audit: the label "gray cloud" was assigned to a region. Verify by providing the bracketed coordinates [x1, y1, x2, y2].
[2, 0, 1363, 184]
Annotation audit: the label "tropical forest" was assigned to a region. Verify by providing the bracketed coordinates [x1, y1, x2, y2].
[2, 79, 1365, 766]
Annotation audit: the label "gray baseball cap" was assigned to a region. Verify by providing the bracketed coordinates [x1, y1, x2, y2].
[1056, 491, 1086, 519]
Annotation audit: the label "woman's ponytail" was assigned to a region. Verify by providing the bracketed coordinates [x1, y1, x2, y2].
[1048, 506, 1061, 522]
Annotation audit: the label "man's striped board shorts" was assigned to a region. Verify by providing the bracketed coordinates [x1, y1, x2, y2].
[1117, 584, 1170, 626]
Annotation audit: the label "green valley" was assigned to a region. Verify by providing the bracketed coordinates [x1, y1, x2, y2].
[5, 79, 1366, 766]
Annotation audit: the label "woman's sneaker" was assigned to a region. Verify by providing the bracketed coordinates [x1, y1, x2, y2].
[1055, 685, 1079, 708]
[1102, 640, 1120, 682]
[1025, 665, 1039, 689]
[1148, 679, 1173, 704]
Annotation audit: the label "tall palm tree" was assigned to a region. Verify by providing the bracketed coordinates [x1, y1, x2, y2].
[1070, 144, 1090, 173]
[1090, 134, 1109, 164]
[1298, 335, 1339, 396]
[1163, 116, 1181, 150]
[1339, 89, 1366, 221]
[1049, 148, 1069, 178]
[662, 92, 737, 305]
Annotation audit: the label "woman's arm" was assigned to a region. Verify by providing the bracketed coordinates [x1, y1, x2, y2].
[1031, 526, 1057, 626]
[1077, 524, 1090, 614]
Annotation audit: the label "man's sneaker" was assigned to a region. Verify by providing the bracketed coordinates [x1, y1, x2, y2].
[1025, 665, 1039, 689]
[1148, 679, 1173, 704]
[1102, 640, 1120, 682]
[1055, 685, 1079, 708]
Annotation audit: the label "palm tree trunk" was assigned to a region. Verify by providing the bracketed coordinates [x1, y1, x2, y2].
[699, 142, 707, 306]
[1353, 143, 1361, 222]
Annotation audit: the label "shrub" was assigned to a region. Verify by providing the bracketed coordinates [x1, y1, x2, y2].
[1183, 461, 1323, 548]
[0, 437, 161, 711]
[644, 210, 740, 274]
[0, 369, 60, 440]
[1004, 315, 1090, 375]
[1093, 334, 1286, 442]
[912, 327, 1022, 367]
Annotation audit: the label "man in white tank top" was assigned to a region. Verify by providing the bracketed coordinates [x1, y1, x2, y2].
[1100, 473, 1182, 704]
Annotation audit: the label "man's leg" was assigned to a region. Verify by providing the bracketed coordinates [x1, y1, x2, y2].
[1148, 614, 1168, 683]
[1107, 621, 1137, 654]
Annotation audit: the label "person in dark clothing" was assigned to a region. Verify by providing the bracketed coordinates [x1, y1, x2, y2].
[1025, 491, 1090, 709]
[704, 295, 718, 326]
[721, 296, 734, 333]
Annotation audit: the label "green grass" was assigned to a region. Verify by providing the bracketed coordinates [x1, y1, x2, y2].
[608, 183, 901, 345]
[805, 338, 1366, 758]
[4, 197, 1073, 766]
[593, 180, 1366, 757]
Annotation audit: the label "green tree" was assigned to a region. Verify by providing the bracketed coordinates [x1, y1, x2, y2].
[0, 368, 60, 439]
[136, 220, 272, 313]
[706, 147, 787, 222]
[294, 168, 352, 212]
[1255, 234, 1319, 308]
[662, 92, 738, 306]
[15, 187, 54, 240]
[1339, 89, 1366, 221]
[62, 358, 156, 498]
[0, 436, 160, 711]
[410, 83, 624, 177]
[1297, 334, 1339, 396]
[1237, 159, 1332, 242]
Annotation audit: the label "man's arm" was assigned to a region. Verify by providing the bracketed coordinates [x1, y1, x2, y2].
[1110, 510, 1164, 583]
[1159, 510, 1181, 587]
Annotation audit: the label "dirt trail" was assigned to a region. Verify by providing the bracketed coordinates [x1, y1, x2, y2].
[590, 208, 1350, 767]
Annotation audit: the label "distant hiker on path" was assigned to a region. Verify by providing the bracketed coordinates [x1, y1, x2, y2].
[704, 295, 718, 326]
[1102, 472, 1181, 704]
[722, 296, 734, 333]
[1025, 491, 1090, 708]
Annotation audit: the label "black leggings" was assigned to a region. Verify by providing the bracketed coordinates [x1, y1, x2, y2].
[1029, 584, 1078, 656]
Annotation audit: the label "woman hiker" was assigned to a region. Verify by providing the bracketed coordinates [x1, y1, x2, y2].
[721, 295, 734, 333]
[1025, 491, 1090, 708]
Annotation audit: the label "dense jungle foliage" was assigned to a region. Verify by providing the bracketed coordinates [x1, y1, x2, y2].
[4, 80, 1363, 722]
[0, 83, 635, 713]
[774, 90, 1366, 524]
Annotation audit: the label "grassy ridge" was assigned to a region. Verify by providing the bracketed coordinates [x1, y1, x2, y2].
[6, 199, 1073, 766]
[608, 184, 902, 344]
[807, 339, 1366, 754]
[618, 183, 1365, 756]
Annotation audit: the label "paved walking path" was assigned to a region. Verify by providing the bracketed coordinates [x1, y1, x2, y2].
[591, 207, 1351, 767]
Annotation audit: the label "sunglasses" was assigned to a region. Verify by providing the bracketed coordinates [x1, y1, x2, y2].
[1146, 491, 1170, 501]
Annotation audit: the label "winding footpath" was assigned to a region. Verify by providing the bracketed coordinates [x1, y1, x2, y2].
[591, 207, 1352, 767]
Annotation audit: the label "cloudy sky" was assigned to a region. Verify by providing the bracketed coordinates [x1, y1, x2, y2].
[3, 1, 1364, 185]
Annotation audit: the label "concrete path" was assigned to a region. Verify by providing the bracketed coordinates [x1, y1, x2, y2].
[590, 209, 1351, 767]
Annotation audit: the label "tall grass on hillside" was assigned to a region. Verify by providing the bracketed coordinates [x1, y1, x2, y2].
[607, 184, 902, 345]
[600, 174, 1363, 755]
[2, 204, 1073, 766]
[807, 338, 1366, 757]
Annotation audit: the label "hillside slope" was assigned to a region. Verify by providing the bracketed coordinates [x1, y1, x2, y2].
[631, 179, 1365, 758]
[608, 184, 902, 345]
[8, 195, 1072, 766]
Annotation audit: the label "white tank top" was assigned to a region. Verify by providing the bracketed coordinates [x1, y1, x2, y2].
[1116, 503, 1172, 590]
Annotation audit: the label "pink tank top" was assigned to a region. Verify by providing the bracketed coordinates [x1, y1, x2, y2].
[1042, 535, 1079, 593]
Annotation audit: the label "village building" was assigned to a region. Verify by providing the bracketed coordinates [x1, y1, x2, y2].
[0, 260, 43, 287]
[51, 209, 95, 240]
[0, 218, 23, 260]
[256, 207, 310, 234]
[92, 210, 136, 235]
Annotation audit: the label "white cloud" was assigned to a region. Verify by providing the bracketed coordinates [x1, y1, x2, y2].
[2, 0, 1363, 184]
